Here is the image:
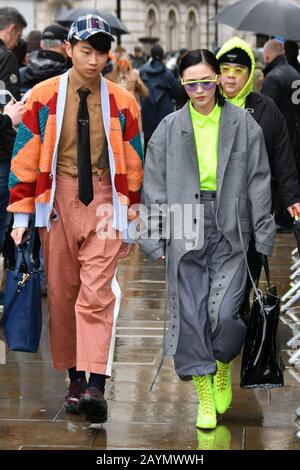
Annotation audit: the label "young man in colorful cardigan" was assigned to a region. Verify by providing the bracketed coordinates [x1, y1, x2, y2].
[9, 15, 143, 423]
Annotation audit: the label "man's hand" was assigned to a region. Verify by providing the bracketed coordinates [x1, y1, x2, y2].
[288, 203, 300, 218]
[4, 100, 25, 127]
[11, 227, 27, 246]
[118, 242, 133, 259]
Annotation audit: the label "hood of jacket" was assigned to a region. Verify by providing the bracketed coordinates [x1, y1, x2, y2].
[141, 59, 166, 76]
[217, 36, 255, 108]
[140, 59, 175, 105]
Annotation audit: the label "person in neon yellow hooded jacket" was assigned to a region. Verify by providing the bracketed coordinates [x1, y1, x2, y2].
[217, 36, 300, 316]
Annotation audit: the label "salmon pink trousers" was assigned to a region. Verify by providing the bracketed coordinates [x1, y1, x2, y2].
[39, 175, 123, 376]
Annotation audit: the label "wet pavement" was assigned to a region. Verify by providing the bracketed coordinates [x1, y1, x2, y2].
[0, 234, 300, 450]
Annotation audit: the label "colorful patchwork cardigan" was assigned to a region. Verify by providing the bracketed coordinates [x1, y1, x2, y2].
[8, 71, 144, 238]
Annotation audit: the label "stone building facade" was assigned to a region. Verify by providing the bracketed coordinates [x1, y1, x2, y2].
[0, 0, 295, 53]
[40, 0, 245, 52]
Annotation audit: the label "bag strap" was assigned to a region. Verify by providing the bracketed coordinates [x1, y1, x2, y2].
[261, 254, 271, 290]
[14, 224, 36, 276]
[14, 247, 30, 278]
[236, 215, 260, 296]
[236, 198, 264, 307]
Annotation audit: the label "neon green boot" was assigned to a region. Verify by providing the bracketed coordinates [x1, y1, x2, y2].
[213, 360, 232, 414]
[193, 375, 217, 429]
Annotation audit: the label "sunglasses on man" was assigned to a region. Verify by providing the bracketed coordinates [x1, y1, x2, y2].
[220, 65, 248, 78]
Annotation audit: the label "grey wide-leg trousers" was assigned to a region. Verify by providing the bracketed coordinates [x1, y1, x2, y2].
[174, 191, 247, 379]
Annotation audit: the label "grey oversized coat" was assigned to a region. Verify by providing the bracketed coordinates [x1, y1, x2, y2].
[139, 101, 276, 357]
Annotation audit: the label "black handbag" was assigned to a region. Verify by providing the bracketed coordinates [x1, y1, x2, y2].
[237, 216, 284, 389]
[0, 233, 42, 353]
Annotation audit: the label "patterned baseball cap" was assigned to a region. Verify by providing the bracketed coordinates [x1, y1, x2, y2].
[67, 14, 115, 42]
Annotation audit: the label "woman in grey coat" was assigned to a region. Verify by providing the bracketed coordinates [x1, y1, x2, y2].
[139, 50, 276, 430]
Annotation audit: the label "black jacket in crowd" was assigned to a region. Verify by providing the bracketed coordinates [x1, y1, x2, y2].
[140, 60, 178, 140]
[0, 39, 21, 100]
[261, 55, 300, 176]
[246, 91, 300, 208]
[0, 113, 16, 164]
[21, 49, 67, 92]
[288, 58, 300, 75]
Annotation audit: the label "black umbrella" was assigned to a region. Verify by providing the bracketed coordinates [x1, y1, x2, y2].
[55, 8, 129, 36]
[214, 0, 300, 41]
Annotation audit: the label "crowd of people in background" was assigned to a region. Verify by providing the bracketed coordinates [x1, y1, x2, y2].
[2, 6, 300, 237]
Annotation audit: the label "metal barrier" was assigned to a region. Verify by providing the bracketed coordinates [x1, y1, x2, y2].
[280, 247, 300, 425]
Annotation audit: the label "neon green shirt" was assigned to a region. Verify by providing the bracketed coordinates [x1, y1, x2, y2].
[189, 101, 221, 191]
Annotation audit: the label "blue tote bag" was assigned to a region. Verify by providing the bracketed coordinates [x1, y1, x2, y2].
[0, 241, 42, 353]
